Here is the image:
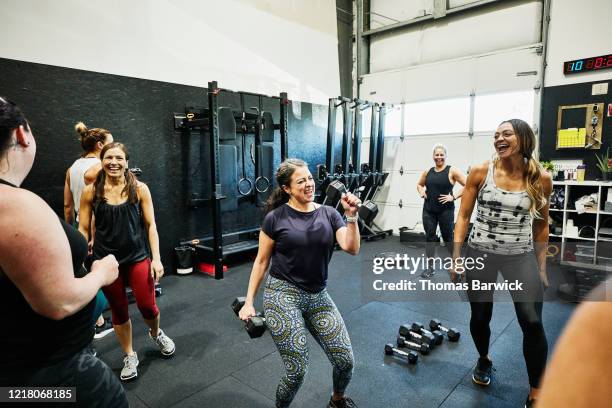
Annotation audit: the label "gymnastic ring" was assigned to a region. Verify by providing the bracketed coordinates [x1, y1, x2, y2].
[546, 244, 559, 258]
[238, 178, 253, 196]
[255, 176, 271, 193]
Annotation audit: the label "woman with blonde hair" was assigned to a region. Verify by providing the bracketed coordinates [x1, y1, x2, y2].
[452, 119, 552, 408]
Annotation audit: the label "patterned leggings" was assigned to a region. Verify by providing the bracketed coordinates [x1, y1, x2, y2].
[263, 276, 354, 408]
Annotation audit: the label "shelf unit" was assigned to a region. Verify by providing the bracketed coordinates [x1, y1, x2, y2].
[550, 180, 612, 271]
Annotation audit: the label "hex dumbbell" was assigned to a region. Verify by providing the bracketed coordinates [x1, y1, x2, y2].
[324, 180, 378, 222]
[412, 322, 444, 345]
[231, 297, 267, 338]
[399, 324, 435, 347]
[384, 343, 418, 364]
[397, 335, 430, 355]
[429, 319, 460, 342]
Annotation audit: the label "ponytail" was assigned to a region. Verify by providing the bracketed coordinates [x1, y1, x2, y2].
[264, 187, 289, 214]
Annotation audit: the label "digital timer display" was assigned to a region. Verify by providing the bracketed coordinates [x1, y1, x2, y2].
[564, 54, 612, 74]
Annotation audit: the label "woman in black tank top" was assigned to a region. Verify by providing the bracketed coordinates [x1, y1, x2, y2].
[78, 142, 175, 382]
[0, 97, 127, 406]
[416, 144, 466, 278]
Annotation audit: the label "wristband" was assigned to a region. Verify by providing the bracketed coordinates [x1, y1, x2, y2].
[346, 215, 358, 223]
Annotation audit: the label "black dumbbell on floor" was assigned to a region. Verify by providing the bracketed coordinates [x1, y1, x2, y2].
[412, 322, 444, 345]
[397, 335, 430, 355]
[385, 343, 418, 364]
[399, 324, 435, 347]
[231, 297, 267, 338]
[429, 319, 461, 342]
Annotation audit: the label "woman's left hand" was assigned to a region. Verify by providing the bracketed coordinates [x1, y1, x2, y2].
[438, 194, 454, 204]
[340, 192, 361, 216]
[151, 259, 164, 282]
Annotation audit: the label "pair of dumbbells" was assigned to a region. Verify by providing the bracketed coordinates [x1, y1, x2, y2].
[384, 343, 418, 364]
[400, 322, 443, 347]
[429, 319, 460, 342]
[231, 297, 267, 338]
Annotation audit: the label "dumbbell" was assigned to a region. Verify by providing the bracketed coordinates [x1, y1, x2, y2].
[429, 319, 461, 342]
[411, 322, 444, 345]
[396, 335, 430, 355]
[384, 343, 418, 364]
[399, 324, 435, 347]
[231, 297, 267, 338]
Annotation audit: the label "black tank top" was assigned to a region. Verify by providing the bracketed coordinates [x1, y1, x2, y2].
[0, 178, 95, 373]
[93, 200, 148, 265]
[424, 165, 454, 213]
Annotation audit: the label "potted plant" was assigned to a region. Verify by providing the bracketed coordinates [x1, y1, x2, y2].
[540, 160, 555, 175]
[595, 148, 612, 181]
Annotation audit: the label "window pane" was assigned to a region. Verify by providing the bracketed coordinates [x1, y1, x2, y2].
[404, 97, 470, 135]
[383, 105, 402, 136]
[474, 90, 534, 132]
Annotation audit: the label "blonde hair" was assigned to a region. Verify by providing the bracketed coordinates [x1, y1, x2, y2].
[499, 119, 546, 218]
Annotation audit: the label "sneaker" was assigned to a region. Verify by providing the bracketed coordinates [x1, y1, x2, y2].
[120, 352, 139, 381]
[94, 320, 114, 339]
[472, 357, 494, 386]
[328, 396, 357, 408]
[149, 328, 175, 357]
[420, 268, 436, 279]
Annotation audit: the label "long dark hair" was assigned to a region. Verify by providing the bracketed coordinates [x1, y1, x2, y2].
[93, 142, 139, 205]
[74, 121, 111, 155]
[499, 118, 546, 218]
[264, 158, 308, 214]
[0, 96, 29, 158]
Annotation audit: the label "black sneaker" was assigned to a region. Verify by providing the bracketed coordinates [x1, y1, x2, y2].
[524, 396, 536, 408]
[328, 396, 357, 408]
[472, 357, 494, 386]
[94, 320, 114, 339]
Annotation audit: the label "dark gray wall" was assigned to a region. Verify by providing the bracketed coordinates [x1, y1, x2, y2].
[540, 80, 611, 180]
[0, 57, 327, 272]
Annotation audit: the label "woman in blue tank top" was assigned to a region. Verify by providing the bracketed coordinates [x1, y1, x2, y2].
[452, 119, 552, 408]
[416, 144, 466, 278]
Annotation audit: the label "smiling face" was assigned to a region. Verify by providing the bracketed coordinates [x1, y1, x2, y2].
[101, 146, 127, 177]
[494, 122, 521, 159]
[433, 147, 446, 167]
[282, 165, 315, 204]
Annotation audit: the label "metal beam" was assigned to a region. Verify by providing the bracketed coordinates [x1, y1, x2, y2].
[362, 0, 511, 37]
[355, 0, 369, 97]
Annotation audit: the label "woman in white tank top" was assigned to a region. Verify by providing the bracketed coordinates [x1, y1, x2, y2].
[63, 122, 113, 225]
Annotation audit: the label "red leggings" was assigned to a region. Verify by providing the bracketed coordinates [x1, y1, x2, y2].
[102, 258, 159, 325]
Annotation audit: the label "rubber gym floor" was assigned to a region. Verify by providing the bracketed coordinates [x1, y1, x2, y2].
[95, 236, 576, 408]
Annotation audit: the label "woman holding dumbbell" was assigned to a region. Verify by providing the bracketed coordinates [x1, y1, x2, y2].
[239, 158, 361, 408]
[452, 119, 552, 408]
[416, 143, 466, 278]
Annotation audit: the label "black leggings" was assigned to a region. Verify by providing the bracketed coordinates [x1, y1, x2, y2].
[422, 208, 454, 259]
[466, 247, 547, 388]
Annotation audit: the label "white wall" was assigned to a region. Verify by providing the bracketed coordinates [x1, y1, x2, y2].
[545, 0, 612, 87]
[0, 0, 340, 104]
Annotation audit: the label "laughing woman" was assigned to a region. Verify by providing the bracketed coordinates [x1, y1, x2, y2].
[452, 119, 552, 408]
[79, 142, 175, 382]
[239, 158, 361, 408]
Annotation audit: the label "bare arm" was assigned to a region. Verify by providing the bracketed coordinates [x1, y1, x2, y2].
[532, 172, 552, 287]
[239, 231, 275, 319]
[84, 162, 101, 185]
[139, 183, 164, 282]
[538, 301, 612, 407]
[0, 189, 116, 320]
[63, 169, 74, 224]
[78, 184, 94, 241]
[416, 170, 428, 198]
[335, 222, 360, 255]
[452, 163, 487, 259]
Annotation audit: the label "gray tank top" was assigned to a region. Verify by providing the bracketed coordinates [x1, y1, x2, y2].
[468, 160, 533, 255]
[69, 157, 99, 221]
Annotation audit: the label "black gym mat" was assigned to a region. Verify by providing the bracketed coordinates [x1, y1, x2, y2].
[94, 237, 577, 408]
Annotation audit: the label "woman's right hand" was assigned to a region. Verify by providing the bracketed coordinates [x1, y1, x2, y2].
[91, 254, 119, 286]
[238, 302, 256, 321]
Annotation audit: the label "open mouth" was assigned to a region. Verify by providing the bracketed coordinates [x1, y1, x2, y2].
[496, 143, 510, 154]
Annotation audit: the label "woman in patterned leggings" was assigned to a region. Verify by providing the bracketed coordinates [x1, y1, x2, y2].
[239, 158, 361, 408]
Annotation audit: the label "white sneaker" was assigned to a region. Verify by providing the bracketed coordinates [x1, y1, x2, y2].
[149, 328, 175, 357]
[120, 352, 139, 381]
